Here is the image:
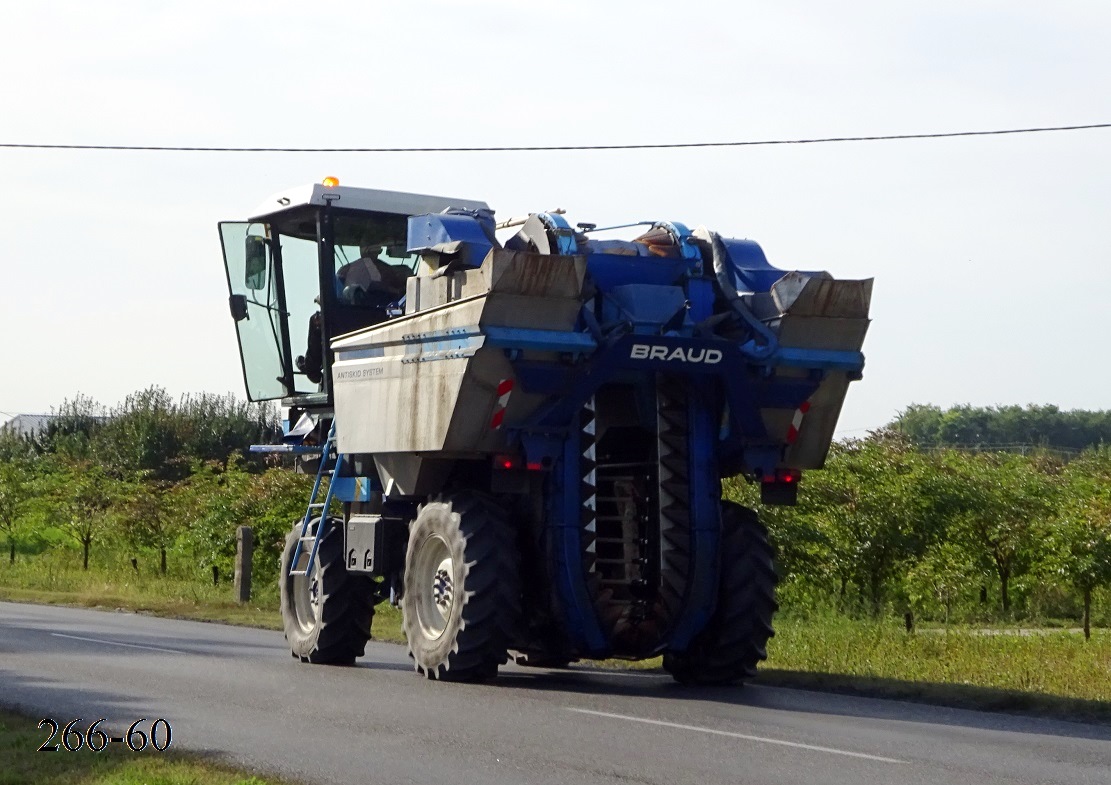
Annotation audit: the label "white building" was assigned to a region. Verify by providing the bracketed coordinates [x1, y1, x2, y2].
[0, 414, 55, 439]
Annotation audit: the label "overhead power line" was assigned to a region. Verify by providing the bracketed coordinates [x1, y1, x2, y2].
[0, 123, 1109, 154]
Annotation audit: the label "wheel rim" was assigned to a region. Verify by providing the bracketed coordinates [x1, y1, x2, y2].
[413, 534, 455, 640]
[291, 560, 322, 635]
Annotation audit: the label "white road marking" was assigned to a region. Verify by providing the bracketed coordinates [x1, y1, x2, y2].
[569, 669, 670, 679]
[51, 633, 187, 655]
[567, 708, 905, 764]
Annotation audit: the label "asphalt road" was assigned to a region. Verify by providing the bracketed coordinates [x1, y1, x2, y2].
[2, 601, 1108, 785]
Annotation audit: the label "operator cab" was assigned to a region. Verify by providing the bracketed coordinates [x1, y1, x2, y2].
[219, 179, 489, 408]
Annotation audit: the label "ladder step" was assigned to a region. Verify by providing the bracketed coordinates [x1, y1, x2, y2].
[288, 419, 339, 580]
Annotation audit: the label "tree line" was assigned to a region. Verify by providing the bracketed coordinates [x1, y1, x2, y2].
[3, 394, 1110, 634]
[0, 387, 303, 584]
[728, 430, 1111, 636]
[892, 403, 1111, 453]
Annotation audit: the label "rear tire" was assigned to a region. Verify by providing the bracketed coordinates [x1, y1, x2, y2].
[401, 493, 520, 681]
[663, 502, 778, 685]
[280, 517, 375, 665]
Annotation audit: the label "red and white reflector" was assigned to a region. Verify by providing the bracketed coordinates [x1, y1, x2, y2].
[786, 400, 811, 444]
[489, 379, 515, 430]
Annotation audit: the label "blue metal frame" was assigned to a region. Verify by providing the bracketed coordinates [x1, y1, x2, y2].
[509, 333, 832, 434]
[249, 444, 325, 456]
[484, 326, 596, 355]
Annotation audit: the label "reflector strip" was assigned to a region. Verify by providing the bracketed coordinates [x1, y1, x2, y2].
[786, 401, 811, 444]
[490, 379, 514, 430]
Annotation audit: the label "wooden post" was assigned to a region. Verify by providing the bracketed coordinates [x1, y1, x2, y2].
[234, 526, 254, 603]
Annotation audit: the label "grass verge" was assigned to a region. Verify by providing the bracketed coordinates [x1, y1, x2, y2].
[758, 615, 1111, 722]
[0, 708, 295, 785]
[767, 615, 1111, 701]
[0, 582, 403, 640]
[0, 585, 284, 631]
[752, 669, 1111, 725]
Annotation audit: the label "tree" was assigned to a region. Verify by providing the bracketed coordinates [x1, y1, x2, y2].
[120, 478, 182, 575]
[937, 451, 1060, 615]
[179, 458, 311, 586]
[1047, 448, 1111, 639]
[905, 540, 979, 624]
[768, 432, 934, 615]
[40, 395, 107, 461]
[97, 387, 279, 481]
[0, 459, 34, 563]
[37, 387, 280, 481]
[50, 460, 124, 570]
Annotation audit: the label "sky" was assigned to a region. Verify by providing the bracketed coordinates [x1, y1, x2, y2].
[1, 0, 1109, 437]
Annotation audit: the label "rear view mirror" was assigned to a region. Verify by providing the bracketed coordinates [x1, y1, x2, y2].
[245, 236, 268, 290]
[229, 294, 249, 322]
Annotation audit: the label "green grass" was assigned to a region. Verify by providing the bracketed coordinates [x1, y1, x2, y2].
[0, 549, 285, 630]
[0, 583, 285, 630]
[757, 614, 1111, 722]
[0, 708, 294, 785]
[0, 548, 404, 639]
[767, 614, 1111, 700]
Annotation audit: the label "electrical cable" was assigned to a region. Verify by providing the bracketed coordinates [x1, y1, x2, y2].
[0, 123, 1108, 153]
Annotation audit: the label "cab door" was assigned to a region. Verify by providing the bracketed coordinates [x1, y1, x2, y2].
[219, 222, 295, 401]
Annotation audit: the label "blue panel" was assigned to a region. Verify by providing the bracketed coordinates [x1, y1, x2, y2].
[719, 238, 833, 294]
[606, 284, 687, 330]
[483, 326, 597, 354]
[586, 253, 688, 292]
[507, 333, 848, 457]
[406, 213, 494, 267]
[520, 432, 564, 467]
[718, 238, 783, 293]
[330, 475, 379, 503]
[686, 277, 715, 323]
[510, 360, 577, 396]
[766, 347, 866, 372]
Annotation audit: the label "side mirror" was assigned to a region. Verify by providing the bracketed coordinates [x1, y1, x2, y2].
[229, 294, 249, 322]
[244, 236, 268, 290]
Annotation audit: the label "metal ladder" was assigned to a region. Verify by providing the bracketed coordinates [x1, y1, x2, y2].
[288, 419, 342, 577]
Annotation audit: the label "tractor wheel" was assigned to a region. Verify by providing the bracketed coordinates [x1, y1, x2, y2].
[663, 502, 778, 685]
[280, 517, 375, 665]
[401, 493, 520, 681]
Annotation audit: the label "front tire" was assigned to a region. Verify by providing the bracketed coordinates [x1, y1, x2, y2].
[401, 493, 520, 681]
[280, 517, 375, 665]
[663, 502, 778, 685]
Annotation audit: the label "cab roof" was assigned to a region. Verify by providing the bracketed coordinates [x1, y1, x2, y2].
[249, 183, 490, 223]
